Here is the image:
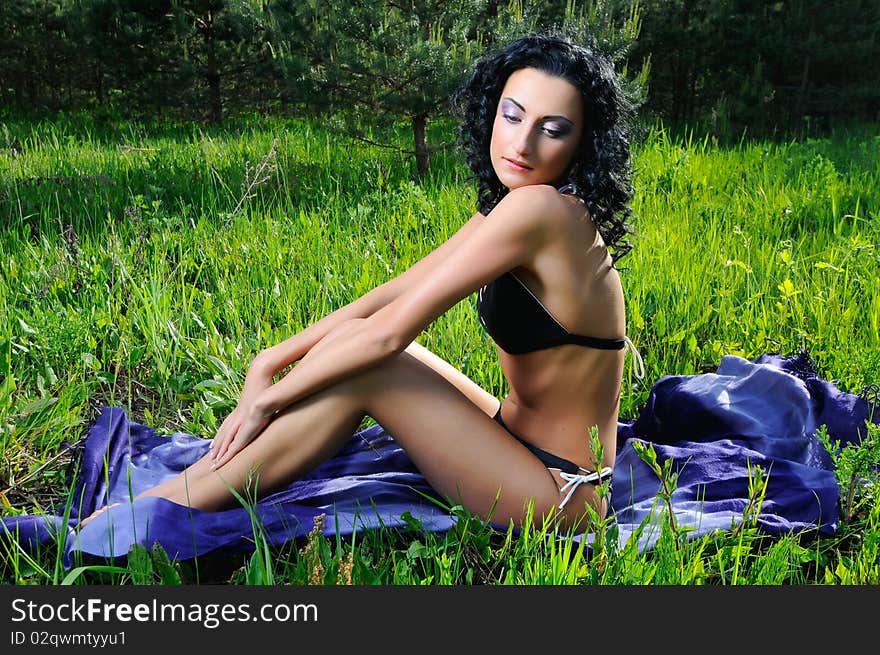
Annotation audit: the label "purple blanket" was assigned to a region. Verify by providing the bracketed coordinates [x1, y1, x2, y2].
[2, 352, 876, 568]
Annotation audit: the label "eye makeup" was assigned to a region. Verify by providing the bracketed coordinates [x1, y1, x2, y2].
[542, 123, 570, 138]
[500, 99, 522, 121]
[500, 98, 574, 137]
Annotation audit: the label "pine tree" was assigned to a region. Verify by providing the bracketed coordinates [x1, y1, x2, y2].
[0, 1, 78, 110]
[623, 0, 880, 134]
[281, 0, 487, 177]
[66, 0, 285, 121]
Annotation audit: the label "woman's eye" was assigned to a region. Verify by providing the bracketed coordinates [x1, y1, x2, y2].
[503, 114, 520, 123]
[543, 124, 569, 138]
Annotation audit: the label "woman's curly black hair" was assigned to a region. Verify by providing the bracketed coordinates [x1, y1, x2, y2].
[451, 31, 636, 262]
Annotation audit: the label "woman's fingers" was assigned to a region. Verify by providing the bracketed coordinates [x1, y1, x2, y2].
[212, 424, 254, 469]
[212, 423, 239, 464]
[210, 415, 230, 454]
[211, 410, 240, 457]
[211, 440, 239, 470]
[211, 412, 241, 463]
[211, 413, 270, 470]
[212, 434, 245, 469]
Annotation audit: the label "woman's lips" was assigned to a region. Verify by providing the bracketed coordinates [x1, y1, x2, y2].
[503, 158, 532, 172]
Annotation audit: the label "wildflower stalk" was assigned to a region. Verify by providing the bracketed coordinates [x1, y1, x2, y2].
[632, 440, 680, 537]
[730, 460, 769, 539]
[228, 138, 278, 221]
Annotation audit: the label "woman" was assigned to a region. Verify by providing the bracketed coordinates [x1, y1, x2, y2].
[81, 31, 641, 533]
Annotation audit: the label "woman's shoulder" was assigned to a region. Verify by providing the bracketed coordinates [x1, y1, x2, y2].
[503, 183, 568, 203]
[499, 184, 590, 226]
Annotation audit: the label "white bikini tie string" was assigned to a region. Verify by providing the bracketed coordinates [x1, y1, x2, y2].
[624, 335, 646, 380]
[557, 466, 613, 509]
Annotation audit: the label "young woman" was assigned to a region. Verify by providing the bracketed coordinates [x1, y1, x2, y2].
[81, 31, 641, 533]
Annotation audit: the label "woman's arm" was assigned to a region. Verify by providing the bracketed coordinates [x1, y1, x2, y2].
[252, 210, 487, 377]
[210, 209, 486, 463]
[268, 186, 562, 404]
[252, 281, 396, 376]
[211, 185, 561, 467]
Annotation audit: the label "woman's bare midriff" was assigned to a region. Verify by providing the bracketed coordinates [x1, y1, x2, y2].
[498, 343, 624, 472]
[497, 343, 622, 527]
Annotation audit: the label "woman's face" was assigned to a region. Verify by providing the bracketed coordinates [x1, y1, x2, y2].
[489, 67, 584, 190]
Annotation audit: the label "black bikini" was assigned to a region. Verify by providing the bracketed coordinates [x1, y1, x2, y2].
[476, 184, 627, 356]
[476, 183, 641, 507]
[477, 271, 625, 354]
[492, 406, 612, 474]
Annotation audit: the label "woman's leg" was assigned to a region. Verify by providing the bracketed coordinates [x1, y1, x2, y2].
[83, 351, 594, 530]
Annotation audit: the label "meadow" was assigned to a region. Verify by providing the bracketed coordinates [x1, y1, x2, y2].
[0, 112, 878, 584]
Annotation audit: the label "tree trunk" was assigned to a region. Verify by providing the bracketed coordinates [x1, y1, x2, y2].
[680, 1, 692, 120]
[204, 11, 222, 124]
[796, 7, 816, 122]
[413, 115, 429, 177]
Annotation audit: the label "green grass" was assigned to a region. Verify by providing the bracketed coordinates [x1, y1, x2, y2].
[0, 112, 878, 585]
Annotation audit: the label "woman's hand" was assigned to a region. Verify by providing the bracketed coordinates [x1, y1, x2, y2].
[210, 398, 275, 470]
[209, 353, 276, 467]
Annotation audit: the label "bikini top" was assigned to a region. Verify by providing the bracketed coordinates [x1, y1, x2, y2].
[476, 184, 643, 373]
[477, 269, 624, 354]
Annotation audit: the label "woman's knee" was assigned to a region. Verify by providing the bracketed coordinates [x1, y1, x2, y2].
[302, 318, 369, 364]
[318, 346, 413, 405]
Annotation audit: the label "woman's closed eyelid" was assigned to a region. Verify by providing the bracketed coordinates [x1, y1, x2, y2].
[503, 114, 569, 137]
[544, 124, 570, 136]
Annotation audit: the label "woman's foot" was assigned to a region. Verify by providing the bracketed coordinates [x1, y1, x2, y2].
[78, 502, 122, 528]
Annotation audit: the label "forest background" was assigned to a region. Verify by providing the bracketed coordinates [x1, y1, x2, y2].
[3, 0, 879, 166]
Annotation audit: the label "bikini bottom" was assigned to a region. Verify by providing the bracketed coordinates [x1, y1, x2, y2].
[492, 406, 613, 509]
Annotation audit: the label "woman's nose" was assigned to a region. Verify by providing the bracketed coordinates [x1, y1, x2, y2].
[513, 129, 533, 156]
